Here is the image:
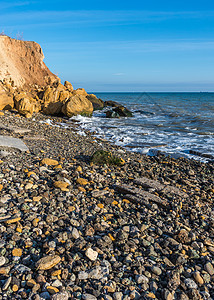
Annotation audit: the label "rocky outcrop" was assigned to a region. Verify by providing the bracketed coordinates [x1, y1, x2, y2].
[0, 36, 58, 88]
[106, 106, 133, 118]
[0, 36, 95, 118]
[0, 36, 132, 119]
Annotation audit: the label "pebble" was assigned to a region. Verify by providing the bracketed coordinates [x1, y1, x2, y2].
[0, 256, 6, 266]
[85, 248, 98, 261]
[184, 278, 198, 289]
[82, 294, 97, 300]
[151, 266, 162, 276]
[0, 111, 212, 299]
[193, 271, 204, 285]
[35, 255, 61, 270]
[205, 262, 214, 276]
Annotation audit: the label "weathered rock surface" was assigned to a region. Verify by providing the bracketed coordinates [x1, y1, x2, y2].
[0, 35, 58, 88]
[62, 95, 93, 117]
[0, 135, 29, 151]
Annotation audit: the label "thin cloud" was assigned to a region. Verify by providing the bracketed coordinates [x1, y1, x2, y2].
[1, 1, 32, 10]
[1, 10, 214, 26]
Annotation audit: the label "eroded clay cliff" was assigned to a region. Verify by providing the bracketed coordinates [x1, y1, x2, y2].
[0, 35, 58, 88]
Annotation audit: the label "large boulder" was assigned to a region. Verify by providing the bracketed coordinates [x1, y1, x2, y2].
[42, 85, 70, 105]
[43, 101, 63, 116]
[72, 88, 88, 96]
[106, 106, 133, 118]
[62, 95, 93, 117]
[15, 97, 37, 118]
[87, 94, 104, 110]
[0, 83, 14, 110]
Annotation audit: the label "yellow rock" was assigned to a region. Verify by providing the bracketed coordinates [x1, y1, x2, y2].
[97, 203, 104, 209]
[123, 199, 130, 204]
[51, 270, 62, 276]
[12, 284, 19, 292]
[33, 196, 42, 202]
[62, 95, 93, 117]
[53, 164, 62, 169]
[0, 112, 4, 116]
[112, 200, 118, 205]
[32, 218, 40, 227]
[27, 171, 36, 177]
[16, 227, 22, 233]
[41, 158, 59, 166]
[54, 181, 69, 190]
[72, 88, 88, 96]
[147, 293, 156, 299]
[35, 255, 61, 270]
[68, 206, 75, 212]
[5, 217, 21, 225]
[12, 248, 23, 257]
[27, 279, 37, 287]
[78, 186, 86, 192]
[75, 166, 82, 172]
[193, 271, 204, 285]
[0, 184, 3, 191]
[108, 233, 115, 241]
[76, 178, 88, 185]
[47, 286, 59, 295]
[0, 267, 10, 275]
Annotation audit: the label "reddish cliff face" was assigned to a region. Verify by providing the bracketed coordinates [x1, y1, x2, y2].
[0, 36, 58, 88]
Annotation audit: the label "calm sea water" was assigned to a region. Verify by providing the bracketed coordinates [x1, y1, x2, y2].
[71, 92, 214, 162]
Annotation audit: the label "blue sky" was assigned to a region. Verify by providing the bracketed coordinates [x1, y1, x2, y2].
[1, 0, 214, 92]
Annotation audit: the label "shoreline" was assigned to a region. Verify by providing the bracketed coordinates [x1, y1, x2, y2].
[0, 110, 213, 299]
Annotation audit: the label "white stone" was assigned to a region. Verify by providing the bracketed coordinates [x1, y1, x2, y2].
[72, 227, 80, 239]
[82, 294, 97, 300]
[0, 256, 6, 266]
[85, 248, 98, 261]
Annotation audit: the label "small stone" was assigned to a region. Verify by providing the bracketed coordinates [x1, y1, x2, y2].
[12, 284, 19, 292]
[151, 266, 162, 276]
[5, 217, 21, 224]
[113, 292, 123, 300]
[51, 292, 69, 300]
[184, 278, 198, 289]
[205, 262, 214, 276]
[12, 248, 22, 257]
[27, 279, 37, 287]
[3, 276, 11, 290]
[41, 158, 59, 166]
[193, 271, 204, 285]
[54, 181, 69, 190]
[72, 227, 80, 239]
[35, 255, 61, 270]
[85, 248, 98, 261]
[77, 178, 89, 185]
[78, 271, 89, 280]
[0, 256, 6, 266]
[76, 166, 82, 172]
[46, 286, 59, 295]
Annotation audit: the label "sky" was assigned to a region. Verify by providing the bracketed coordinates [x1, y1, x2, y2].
[1, 0, 214, 92]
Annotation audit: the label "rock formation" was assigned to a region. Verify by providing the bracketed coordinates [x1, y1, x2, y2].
[0, 36, 103, 118]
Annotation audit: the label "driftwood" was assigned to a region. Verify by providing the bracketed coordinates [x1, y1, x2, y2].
[134, 177, 188, 198]
[115, 184, 169, 207]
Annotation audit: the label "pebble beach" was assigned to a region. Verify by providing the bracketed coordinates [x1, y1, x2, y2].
[0, 110, 213, 300]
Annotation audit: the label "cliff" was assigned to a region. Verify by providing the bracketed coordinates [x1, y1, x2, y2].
[0, 36, 103, 117]
[0, 35, 58, 88]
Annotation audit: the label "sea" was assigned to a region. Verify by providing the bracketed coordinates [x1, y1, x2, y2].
[70, 92, 214, 162]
